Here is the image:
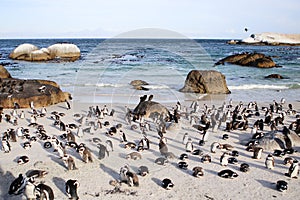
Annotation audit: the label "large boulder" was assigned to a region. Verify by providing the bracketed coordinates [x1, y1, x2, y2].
[9, 43, 39, 60]
[0, 79, 71, 108]
[179, 70, 230, 94]
[0, 66, 70, 108]
[9, 43, 80, 62]
[133, 95, 170, 120]
[0, 65, 12, 78]
[215, 53, 278, 68]
[47, 43, 80, 61]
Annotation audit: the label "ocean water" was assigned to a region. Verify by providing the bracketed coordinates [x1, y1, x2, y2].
[0, 38, 299, 105]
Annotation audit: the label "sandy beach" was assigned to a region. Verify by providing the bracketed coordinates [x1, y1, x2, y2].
[1, 97, 299, 200]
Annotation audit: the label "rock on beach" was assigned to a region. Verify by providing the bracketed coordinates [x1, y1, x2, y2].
[179, 70, 230, 94]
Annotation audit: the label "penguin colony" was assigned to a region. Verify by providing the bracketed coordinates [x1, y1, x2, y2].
[1, 96, 300, 199]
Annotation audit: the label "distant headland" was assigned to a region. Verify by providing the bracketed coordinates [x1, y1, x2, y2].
[228, 32, 300, 46]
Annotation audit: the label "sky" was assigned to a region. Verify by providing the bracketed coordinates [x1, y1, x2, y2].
[0, 0, 299, 39]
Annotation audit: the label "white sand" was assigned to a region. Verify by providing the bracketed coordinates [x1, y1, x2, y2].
[1, 99, 299, 200]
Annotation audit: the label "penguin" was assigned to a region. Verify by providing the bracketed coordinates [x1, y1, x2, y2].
[43, 141, 52, 149]
[138, 166, 149, 176]
[265, 154, 275, 170]
[179, 153, 189, 161]
[105, 140, 114, 152]
[185, 138, 193, 152]
[162, 178, 174, 190]
[210, 142, 221, 153]
[202, 131, 210, 142]
[231, 150, 239, 157]
[228, 157, 238, 165]
[286, 160, 299, 178]
[124, 142, 136, 149]
[276, 180, 288, 192]
[66, 179, 80, 200]
[240, 163, 250, 172]
[119, 130, 127, 143]
[220, 152, 229, 166]
[65, 100, 71, 110]
[159, 139, 168, 156]
[62, 154, 77, 170]
[8, 174, 27, 195]
[56, 144, 66, 158]
[273, 149, 285, 157]
[2, 138, 11, 153]
[17, 155, 29, 165]
[155, 157, 168, 165]
[119, 165, 130, 182]
[26, 170, 48, 179]
[283, 157, 294, 165]
[218, 169, 239, 179]
[126, 152, 142, 160]
[222, 134, 229, 140]
[66, 130, 76, 142]
[35, 183, 54, 200]
[182, 133, 189, 145]
[97, 143, 109, 160]
[24, 177, 36, 200]
[252, 147, 263, 159]
[219, 143, 234, 151]
[192, 149, 203, 156]
[77, 126, 83, 138]
[141, 135, 150, 150]
[78, 146, 93, 163]
[126, 171, 139, 187]
[178, 161, 188, 170]
[201, 154, 212, 163]
[23, 141, 32, 150]
[192, 167, 204, 178]
[41, 106, 47, 114]
[16, 127, 24, 137]
[19, 111, 25, 119]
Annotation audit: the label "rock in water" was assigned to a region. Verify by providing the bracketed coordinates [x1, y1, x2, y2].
[265, 74, 284, 79]
[9, 43, 80, 62]
[9, 43, 39, 60]
[179, 70, 230, 94]
[215, 52, 278, 68]
[47, 43, 80, 61]
[130, 80, 149, 86]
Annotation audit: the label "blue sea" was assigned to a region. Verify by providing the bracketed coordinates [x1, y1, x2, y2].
[1, 38, 299, 104]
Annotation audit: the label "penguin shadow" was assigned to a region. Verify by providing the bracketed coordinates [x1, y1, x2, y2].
[146, 157, 156, 164]
[129, 165, 139, 173]
[57, 105, 68, 110]
[247, 159, 284, 176]
[151, 177, 162, 187]
[203, 168, 217, 176]
[118, 152, 128, 159]
[99, 163, 119, 180]
[52, 176, 67, 197]
[0, 167, 18, 200]
[48, 154, 66, 169]
[256, 179, 276, 191]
